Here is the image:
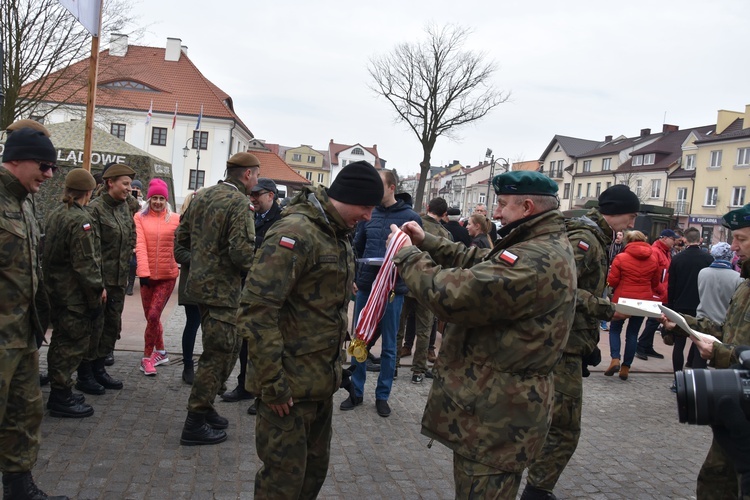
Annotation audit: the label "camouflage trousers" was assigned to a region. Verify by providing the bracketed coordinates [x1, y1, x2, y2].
[90, 286, 125, 360]
[697, 437, 740, 499]
[0, 348, 43, 472]
[396, 296, 433, 374]
[187, 306, 240, 413]
[526, 353, 583, 490]
[48, 306, 94, 390]
[453, 452, 521, 499]
[254, 398, 332, 499]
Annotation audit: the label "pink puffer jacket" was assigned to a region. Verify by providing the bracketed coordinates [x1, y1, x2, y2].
[134, 209, 180, 280]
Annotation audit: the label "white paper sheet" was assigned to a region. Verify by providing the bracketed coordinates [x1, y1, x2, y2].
[658, 305, 722, 344]
[614, 298, 663, 318]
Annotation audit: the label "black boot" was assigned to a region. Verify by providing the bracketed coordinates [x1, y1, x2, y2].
[39, 372, 50, 387]
[92, 357, 123, 390]
[180, 412, 227, 446]
[104, 351, 115, 366]
[520, 483, 558, 500]
[182, 364, 194, 385]
[2, 471, 70, 500]
[47, 388, 94, 418]
[206, 409, 229, 429]
[126, 264, 136, 296]
[75, 361, 105, 395]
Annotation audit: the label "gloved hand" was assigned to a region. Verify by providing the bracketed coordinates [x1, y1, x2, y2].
[711, 396, 750, 496]
[139, 277, 150, 287]
[88, 305, 103, 320]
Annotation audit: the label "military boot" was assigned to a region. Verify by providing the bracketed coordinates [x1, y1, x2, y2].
[519, 483, 557, 500]
[180, 412, 227, 446]
[92, 357, 123, 390]
[206, 409, 229, 429]
[75, 361, 105, 395]
[47, 388, 94, 418]
[2, 471, 70, 500]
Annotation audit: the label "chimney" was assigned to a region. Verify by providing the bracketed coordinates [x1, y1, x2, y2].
[109, 33, 128, 57]
[605, 135, 612, 142]
[180, 45, 188, 56]
[662, 124, 679, 133]
[165, 37, 182, 62]
[373, 144, 377, 149]
[640, 128, 651, 137]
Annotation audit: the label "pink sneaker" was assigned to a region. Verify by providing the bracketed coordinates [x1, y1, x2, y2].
[140, 357, 157, 376]
[151, 351, 169, 367]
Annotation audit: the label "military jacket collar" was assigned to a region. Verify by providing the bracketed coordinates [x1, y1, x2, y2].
[489, 209, 565, 259]
[220, 177, 247, 195]
[0, 167, 30, 201]
[102, 192, 125, 207]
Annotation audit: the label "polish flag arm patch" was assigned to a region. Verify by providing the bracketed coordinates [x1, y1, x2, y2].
[82, 223, 91, 231]
[279, 236, 296, 250]
[499, 250, 518, 265]
[577, 240, 590, 251]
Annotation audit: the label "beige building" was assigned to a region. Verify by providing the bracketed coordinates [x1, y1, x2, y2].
[539, 135, 602, 210]
[284, 145, 329, 187]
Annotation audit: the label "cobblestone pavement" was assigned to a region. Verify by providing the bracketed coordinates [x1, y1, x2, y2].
[32, 289, 712, 499]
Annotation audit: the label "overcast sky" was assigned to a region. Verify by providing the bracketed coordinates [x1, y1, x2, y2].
[125, 0, 749, 176]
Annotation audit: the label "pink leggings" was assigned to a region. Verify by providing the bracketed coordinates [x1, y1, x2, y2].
[141, 278, 176, 357]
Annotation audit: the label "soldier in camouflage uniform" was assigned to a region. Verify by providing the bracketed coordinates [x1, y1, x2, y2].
[175, 152, 258, 446]
[394, 170, 577, 499]
[82, 164, 136, 395]
[663, 204, 750, 500]
[238, 161, 383, 498]
[522, 184, 640, 499]
[44, 169, 104, 419]
[0, 126, 69, 499]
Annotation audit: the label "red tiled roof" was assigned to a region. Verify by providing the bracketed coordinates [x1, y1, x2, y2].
[329, 141, 381, 168]
[23, 44, 252, 136]
[249, 150, 311, 186]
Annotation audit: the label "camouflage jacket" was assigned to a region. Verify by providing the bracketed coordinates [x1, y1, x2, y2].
[686, 259, 750, 368]
[393, 209, 577, 472]
[43, 201, 103, 311]
[0, 167, 45, 350]
[239, 186, 354, 405]
[174, 178, 255, 311]
[87, 193, 135, 287]
[564, 209, 615, 355]
[423, 214, 453, 241]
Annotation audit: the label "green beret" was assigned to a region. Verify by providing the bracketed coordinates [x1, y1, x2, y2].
[227, 152, 260, 169]
[492, 170, 558, 196]
[102, 163, 135, 179]
[722, 204, 750, 230]
[65, 168, 96, 190]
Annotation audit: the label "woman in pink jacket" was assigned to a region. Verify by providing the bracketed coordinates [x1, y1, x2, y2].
[134, 179, 180, 376]
[604, 230, 660, 380]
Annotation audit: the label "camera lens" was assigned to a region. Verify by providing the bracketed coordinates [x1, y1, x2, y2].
[676, 368, 750, 425]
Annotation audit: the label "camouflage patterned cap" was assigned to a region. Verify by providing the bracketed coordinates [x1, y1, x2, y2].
[492, 170, 558, 196]
[722, 204, 750, 230]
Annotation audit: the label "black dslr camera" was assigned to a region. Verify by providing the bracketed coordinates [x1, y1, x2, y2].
[675, 350, 750, 425]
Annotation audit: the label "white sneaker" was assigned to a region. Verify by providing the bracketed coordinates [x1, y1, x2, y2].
[140, 357, 157, 376]
[151, 351, 169, 367]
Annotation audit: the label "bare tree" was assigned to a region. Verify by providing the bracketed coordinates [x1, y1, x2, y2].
[1, 0, 142, 128]
[368, 24, 509, 211]
[615, 171, 650, 203]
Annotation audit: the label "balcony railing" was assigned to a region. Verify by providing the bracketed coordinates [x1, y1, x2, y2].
[665, 200, 690, 215]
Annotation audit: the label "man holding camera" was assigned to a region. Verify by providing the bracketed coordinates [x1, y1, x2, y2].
[664, 203, 750, 499]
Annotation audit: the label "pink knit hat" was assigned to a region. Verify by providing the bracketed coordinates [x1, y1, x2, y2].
[147, 178, 169, 199]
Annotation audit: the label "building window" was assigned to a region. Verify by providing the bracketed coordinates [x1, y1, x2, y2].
[292, 153, 302, 162]
[586, 183, 591, 197]
[705, 187, 718, 207]
[192, 131, 208, 150]
[632, 155, 643, 166]
[110, 123, 126, 140]
[709, 150, 722, 168]
[635, 179, 642, 198]
[189, 169, 205, 190]
[307, 155, 316, 164]
[685, 154, 696, 170]
[602, 158, 612, 171]
[479, 193, 486, 205]
[29, 115, 45, 124]
[557, 160, 564, 177]
[352, 148, 364, 155]
[583, 160, 591, 173]
[737, 148, 750, 166]
[643, 154, 655, 165]
[341, 160, 348, 167]
[576, 184, 582, 198]
[305, 171, 312, 181]
[731, 187, 746, 207]
[317, 173, 324, 183]
[151, 127, 167, 146]
[650, 179, 661, 199]
[606, 182, 612, 189]
[595, 182, 601, 197]
[563, 183, 571, 199]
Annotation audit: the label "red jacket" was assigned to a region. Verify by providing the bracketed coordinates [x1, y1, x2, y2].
[650, 239, 672, 302]
[135, 209, 180, 280]
[607, 241, 661, 303]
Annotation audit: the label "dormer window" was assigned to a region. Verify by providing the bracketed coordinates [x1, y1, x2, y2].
[643, 154, 655, 165]
[632, 155, 643, 166]
[101, 80, 157, 91]
[352, 148, 364, 155]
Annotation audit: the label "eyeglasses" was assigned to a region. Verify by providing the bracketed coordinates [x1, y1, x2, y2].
[251, 190, 270, 197]
[36, 160, 58, 174]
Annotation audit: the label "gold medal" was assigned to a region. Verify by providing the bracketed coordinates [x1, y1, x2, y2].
[348, 338, 369, 362]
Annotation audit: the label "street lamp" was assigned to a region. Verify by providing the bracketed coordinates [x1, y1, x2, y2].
[485, 148, 510, 208]
[183, 136, 202, 188]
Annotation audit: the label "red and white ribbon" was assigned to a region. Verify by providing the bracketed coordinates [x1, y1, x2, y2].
[354, 229, 410, 344]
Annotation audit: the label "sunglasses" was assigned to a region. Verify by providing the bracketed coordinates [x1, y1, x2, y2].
[36, 160, 58, 173]
[251, 190, 271, 196]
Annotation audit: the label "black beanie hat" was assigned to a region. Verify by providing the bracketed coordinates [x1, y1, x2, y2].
[327, 161, 384, 206]
[2, 127, 56, 164]
[598, 184, 640, 215]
